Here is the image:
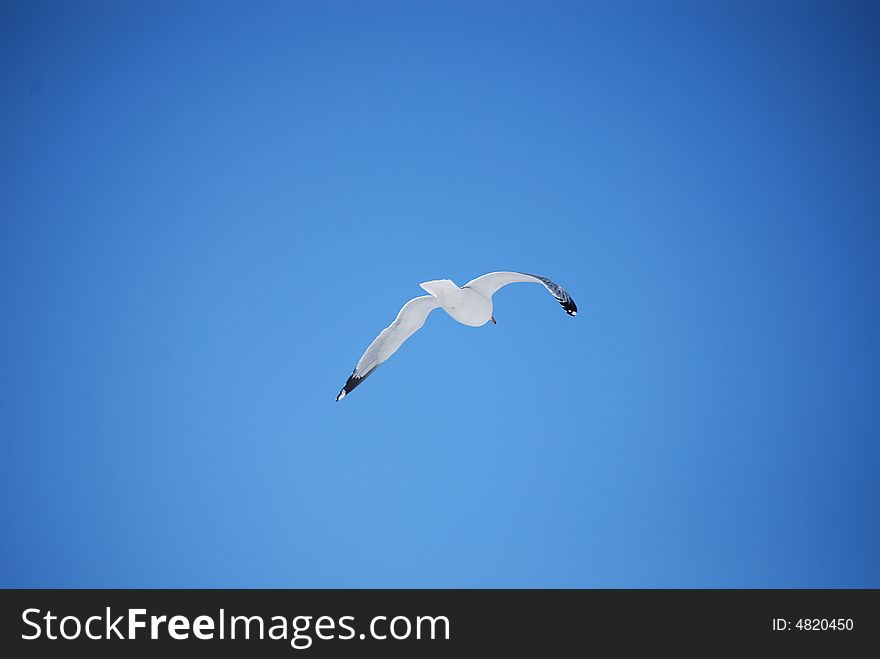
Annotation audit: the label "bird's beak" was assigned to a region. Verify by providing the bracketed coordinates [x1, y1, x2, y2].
[490, 316, 496, 324]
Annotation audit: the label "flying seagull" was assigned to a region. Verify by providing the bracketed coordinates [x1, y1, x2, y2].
[336, 271, 577, 401]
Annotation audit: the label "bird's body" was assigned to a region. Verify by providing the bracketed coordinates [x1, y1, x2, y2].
[336, 271, 577, 401]
[418, 279, 492, 327]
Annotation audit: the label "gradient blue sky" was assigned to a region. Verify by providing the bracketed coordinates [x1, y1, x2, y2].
[2, 1, 878, 587]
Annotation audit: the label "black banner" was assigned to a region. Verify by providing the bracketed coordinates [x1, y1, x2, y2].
[1, 589, 877, 655]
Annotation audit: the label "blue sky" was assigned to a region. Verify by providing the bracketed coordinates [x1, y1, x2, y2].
[1, 0, 878, 587]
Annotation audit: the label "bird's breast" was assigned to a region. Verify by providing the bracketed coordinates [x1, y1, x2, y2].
[442, 289, 492, 327]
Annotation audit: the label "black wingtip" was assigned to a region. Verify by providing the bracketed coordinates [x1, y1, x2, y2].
[523, 272, 578, 318]
[335, 373, 360, 401]
[335, 365, 379, 401]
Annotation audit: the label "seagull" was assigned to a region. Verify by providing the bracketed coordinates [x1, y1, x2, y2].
[336, 271, 577, 401]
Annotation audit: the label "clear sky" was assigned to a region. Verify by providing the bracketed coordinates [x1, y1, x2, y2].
[1, 1, 878, 587]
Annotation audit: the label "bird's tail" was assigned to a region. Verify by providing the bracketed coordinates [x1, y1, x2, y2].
[418, 279, 457, 299]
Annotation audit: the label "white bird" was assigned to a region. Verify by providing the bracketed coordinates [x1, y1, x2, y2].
[336, 271, 577, 401]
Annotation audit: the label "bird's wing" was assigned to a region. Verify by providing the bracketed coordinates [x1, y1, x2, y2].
[463, 271, 578, 316]
[336, 295, 441, 400]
